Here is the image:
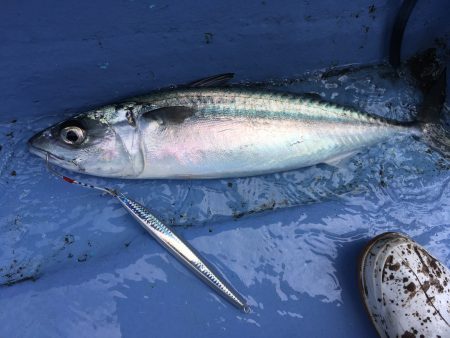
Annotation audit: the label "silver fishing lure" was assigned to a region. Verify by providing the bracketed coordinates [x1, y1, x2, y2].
[115, 192, 250, 312]
[46, 156, 250, 312]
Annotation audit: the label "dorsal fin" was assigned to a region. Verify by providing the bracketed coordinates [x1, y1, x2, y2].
[187, 73, 234, 87]
[141, 106, 196, 125]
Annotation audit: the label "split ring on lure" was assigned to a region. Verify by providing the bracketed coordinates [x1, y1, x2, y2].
[46, 154, 250, 313]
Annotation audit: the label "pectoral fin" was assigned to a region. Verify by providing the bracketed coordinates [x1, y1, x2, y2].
[141, 106, 196, 125]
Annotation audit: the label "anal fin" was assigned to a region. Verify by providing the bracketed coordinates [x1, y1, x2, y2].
[323, 150, 359, 167]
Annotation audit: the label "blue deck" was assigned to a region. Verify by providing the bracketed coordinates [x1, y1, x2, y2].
[1, 1, 449, 337]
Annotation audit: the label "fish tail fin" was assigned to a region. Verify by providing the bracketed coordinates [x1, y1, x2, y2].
[421, 123, 450, 158]
[410, 50, 450, 159]
[415, 66, 449, 158]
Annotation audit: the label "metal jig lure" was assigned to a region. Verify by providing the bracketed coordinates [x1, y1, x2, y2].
[46, 155, 250, 313]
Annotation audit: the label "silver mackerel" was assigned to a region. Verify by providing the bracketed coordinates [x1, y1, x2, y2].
[29, 77, 432, 179]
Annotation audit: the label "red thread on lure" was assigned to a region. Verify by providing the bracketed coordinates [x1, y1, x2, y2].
[63, 176, 75, 183]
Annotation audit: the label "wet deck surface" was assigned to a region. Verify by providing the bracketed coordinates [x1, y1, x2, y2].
[1, 1, 449, 337]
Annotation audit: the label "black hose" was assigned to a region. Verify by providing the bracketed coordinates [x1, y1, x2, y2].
[389, 0, 418, 68]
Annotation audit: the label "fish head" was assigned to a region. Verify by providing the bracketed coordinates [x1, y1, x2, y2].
[28, 104, 143, 178]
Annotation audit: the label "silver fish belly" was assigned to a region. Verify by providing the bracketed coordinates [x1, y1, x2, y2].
[132, 88, 413, 179]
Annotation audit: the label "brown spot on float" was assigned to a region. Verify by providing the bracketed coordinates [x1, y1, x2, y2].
[422, 281, 430, 292]
[426, 256, 443, 277]
[389, 262, 400, 271]
[401, 331, 415, 338]
[414, 247, 430, 274]
[386, 255, 393, 264]
[382, 255, 401, 282]
[405, 282, 416, 292]
[430, 278, 444, 293]
[429, 257, 438, 270]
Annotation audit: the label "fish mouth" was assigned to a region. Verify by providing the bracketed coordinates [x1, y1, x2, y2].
[28, 134, 83, 172]
[27, 133, 61, 160]
[28, 144, 64, 162]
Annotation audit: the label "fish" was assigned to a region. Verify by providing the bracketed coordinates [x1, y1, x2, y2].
[28, 72, 449, 179]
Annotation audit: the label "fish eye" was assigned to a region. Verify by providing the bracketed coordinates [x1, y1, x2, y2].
[60, 126, 86, 145]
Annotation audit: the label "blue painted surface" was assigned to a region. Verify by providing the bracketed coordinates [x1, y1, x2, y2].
[0, 1, 449, 337]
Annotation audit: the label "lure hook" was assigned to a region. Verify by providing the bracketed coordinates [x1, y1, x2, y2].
[45, 153, 116, 196]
